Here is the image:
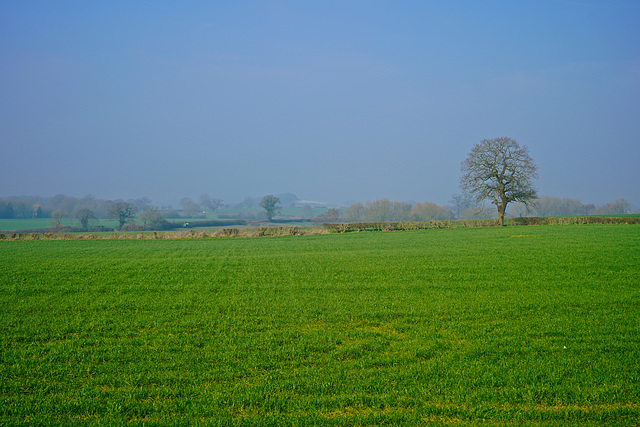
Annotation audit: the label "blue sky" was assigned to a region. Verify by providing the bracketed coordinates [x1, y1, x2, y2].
[1, 0, 639, 207]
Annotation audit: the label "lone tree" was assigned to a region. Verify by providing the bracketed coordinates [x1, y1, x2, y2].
[49, 210, 68, 233]
[75, 208, 96, 231]
[108, 202, 138, 229]
[260, 195, 282, 221]
[460, 137, 538, 226]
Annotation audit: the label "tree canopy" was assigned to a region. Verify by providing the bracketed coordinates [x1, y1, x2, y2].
[460, 137, 538, 225]
[108, 202, 138, 229]
[75, 208, 96, 231]
[199, 194, 224, 216]
[259, 195, 282, 221]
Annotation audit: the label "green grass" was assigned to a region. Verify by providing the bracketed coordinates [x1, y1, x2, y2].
[1, 225, 639, 425]
[0, 218, 71, 230]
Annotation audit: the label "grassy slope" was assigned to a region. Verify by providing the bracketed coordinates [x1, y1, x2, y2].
[1, 225, 639, 425]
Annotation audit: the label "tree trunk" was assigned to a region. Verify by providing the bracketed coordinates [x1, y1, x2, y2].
[497, 203, 506, 226]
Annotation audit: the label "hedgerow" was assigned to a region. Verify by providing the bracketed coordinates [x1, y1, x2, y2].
[1, 217, 637, 240]
[324, 216, 640, 232]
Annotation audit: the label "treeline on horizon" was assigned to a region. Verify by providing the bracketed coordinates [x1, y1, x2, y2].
[0, 193, 303, 221]
[341, 196, 633, 223]
[0, 193, 634, 222]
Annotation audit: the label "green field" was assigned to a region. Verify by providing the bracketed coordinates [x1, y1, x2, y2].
[1, 225, 639, 425]
[0, 218, 121, 232]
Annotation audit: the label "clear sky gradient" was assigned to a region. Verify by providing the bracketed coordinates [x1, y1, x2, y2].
[2, 0, 639, 207]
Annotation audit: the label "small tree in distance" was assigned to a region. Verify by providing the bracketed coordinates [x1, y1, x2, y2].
[449, 193, 475, 219]
[75, 208, 96, 231]
[342, 202, 365, 222]
[460, 137, 538, 226]
[200, 194, 224, 217]
[409, 201, 452, 221]
[260, 195, 282, 221]
[108, 202, 138, 229]
[180, 198, 201, 218]
[139, 206, 171, 230]
[312, 208, 340, 223]
[49, 210, 68, 233]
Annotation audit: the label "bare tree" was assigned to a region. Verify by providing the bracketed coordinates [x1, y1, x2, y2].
[391, 201, 412, 221]
[342, 202, 365, 222]
[409, 201, 452, 221]
[364, 199, 393, 222]
[180, 198, 201, 218]
[49, 210, 69, 233]
[199, 194, 224, 217]
[533, 196, 588, 217]
[460, 137, 538, 225]
[593, 198, 631, 215]
[129, 197, 152, 212]
[449, 193, 475, 219]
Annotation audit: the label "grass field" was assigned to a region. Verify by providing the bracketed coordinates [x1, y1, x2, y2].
[1, 225, 639, 425]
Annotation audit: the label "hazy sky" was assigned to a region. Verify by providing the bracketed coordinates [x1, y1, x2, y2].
[2, 0, 639, 207]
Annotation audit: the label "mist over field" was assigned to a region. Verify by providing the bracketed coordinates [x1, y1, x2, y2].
[1, 1, 639, 207]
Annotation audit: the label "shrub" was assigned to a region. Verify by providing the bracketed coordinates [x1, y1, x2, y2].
[286, 226, 302, 235]
[215, 228, 240, 238]
[312, 208, 340, 223]
[121, 221, 143, 232]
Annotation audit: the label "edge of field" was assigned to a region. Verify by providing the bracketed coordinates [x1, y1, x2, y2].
[0, 215, 639, 240]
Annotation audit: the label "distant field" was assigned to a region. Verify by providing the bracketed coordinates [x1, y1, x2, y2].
[2, 212, 636, 232]
[1, 225, 639, 425]
[0, 218, 72, 231]
[0, 218, 120, 231]
[0, 215, 319, 232]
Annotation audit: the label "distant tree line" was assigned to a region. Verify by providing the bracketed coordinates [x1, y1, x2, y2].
[0, 194, 153, 220]
[509, 196, 631, 218]
[340, 195, 633, 223]
[342, 199, 454, 222]
[0, 193, 229, 221]
[340, 197, 499, 222]
[0, 194, 223, 232]
[0, 192, 634, 231]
